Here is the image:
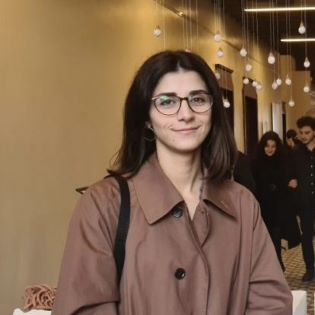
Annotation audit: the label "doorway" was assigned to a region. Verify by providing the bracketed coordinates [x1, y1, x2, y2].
[243, 96, 258, 159]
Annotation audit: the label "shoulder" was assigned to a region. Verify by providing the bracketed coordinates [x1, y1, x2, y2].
[72, 176, 123, 225]
[210, 180, 259, 220]
[224, 181, 262, 229]
[86, 176, 121, 201]
[226, 180, 257, 205]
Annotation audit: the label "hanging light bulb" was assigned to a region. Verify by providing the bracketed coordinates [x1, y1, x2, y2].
[245, 63, 252, 72]
[304, 85, 310, 93]
[215, 71, 221, 80]
[252, 80, 258, 87]
[272, 80, 278, 90]
[185, 48, 191, 53]
[216, 48, 224, 57]
[304, 57, 311, 68]
[288, 98, 295, 107]
[214, 31, 223, 42]
[298, 21, 306, 34]
[276, 77, 282, 86]
[243, 77, 249, 85]
[153, 25, 162, 37]
[256, 83, 263, 91]
[240, 47, 248, 57]
[268, 52, 276, 64]
[285, 75, 292, 86]
[223, 98, 231, 108]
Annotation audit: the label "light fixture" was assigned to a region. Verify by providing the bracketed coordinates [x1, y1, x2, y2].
[281, 38, 315, 42]
[285, 75, 292, 86]
[304, 57, 311, 68]
[276, 77, 282, 86]
[288, 99, 295, 107]
[240, 47, 248, 57]
[243, 77, 249, 84]
[256, 83, 263, 91]
[216, 48, 224, 57]
[298, 21, 306, 34]
[252, 80, 258, 87]
[245, 63, 253, 72]
[214, 31, 223, 43]
[304, 85, 310, 93]
[272, 80, 278, 90]
[215, 71, 221, 80]
[245, 7, 315, 13]
[153, 26, 162, 37]
[223, 98, 231, 108]
[268, 52, 276, 64]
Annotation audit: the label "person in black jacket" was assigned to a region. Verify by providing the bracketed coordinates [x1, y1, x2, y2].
[253, 131, 298, 271]
[290, 116, 315, 281]
[233, 151, 256, 195]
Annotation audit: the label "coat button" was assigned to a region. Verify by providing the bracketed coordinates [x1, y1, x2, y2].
[172, 207, 183, 218]
[175, 268, 186, 279]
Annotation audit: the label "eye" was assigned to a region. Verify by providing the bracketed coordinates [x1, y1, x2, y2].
[156, 95, 177, 107]
[190, 94, 208, 105]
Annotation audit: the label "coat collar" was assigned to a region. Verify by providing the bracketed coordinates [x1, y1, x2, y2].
[132, 154, 237, 224]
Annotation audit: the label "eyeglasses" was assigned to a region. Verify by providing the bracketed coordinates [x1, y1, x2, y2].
[151, 92, 213, 116]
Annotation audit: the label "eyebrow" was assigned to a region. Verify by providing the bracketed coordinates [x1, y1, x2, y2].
[152, 89, 209, 98]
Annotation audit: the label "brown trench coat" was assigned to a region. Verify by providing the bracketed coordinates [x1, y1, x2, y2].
[52, 154, 292, 315]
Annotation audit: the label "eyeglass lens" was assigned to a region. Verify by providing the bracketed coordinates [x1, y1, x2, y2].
[153, 93, 212, 115]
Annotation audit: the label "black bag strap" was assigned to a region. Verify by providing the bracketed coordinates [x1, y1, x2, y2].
[76, 175, 130, 283]
[112, 175, 130, 283]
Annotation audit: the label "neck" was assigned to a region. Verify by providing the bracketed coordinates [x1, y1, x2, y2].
[156, 150, 203, 196]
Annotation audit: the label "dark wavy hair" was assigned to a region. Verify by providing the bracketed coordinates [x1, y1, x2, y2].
[255, 131, 284, 160]
[297, 115, 315, 130]
[109, 50, 237, 182]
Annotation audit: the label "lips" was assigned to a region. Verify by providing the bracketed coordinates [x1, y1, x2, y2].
[173, 127, 199, 132]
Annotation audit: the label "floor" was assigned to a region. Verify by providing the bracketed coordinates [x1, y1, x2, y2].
[283, 243, 315, 314]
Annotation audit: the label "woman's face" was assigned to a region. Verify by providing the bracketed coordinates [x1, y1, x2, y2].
[264, 139, 277, 157]
[149, 70, 212, 157]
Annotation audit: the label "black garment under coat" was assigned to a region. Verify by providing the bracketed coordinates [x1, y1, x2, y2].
[253, 155, 300, 249]
[291, 144, 315, 211]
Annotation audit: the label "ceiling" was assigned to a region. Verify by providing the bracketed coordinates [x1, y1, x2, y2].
[223, 0, 315, 83]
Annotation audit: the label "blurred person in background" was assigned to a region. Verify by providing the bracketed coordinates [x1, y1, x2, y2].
[289, 116, 315, 281]
[252, 131, 300, 272]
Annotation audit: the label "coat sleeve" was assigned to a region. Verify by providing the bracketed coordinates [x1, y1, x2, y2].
[246, 200, 293, 315]
[52, 180, 121, 315]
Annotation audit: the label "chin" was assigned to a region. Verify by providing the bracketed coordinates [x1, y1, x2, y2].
[171, 144, 203, 154]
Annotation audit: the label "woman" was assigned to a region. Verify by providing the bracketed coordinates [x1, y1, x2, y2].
[52, 51, 292, 314]
[252, 131, 299, 272]
[285, 129, 301, 150]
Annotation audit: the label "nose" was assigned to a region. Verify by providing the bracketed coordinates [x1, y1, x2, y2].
[177, 99, 194, 121]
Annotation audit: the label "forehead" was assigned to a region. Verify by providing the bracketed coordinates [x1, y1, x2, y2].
[153, 70, 207, 95]
[299, 126, 314, 133]
[266, 139, 276, 146]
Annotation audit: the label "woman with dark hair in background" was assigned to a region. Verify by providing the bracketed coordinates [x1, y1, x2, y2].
[285, 129, 301, 150]
[253, 131, 300, 272]
[52, 51, 291, 315]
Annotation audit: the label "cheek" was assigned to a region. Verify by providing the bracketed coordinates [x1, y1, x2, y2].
[202, 113, 212, 132]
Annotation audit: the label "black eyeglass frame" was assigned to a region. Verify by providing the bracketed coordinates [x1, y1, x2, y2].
[151, 93, 213, 116]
